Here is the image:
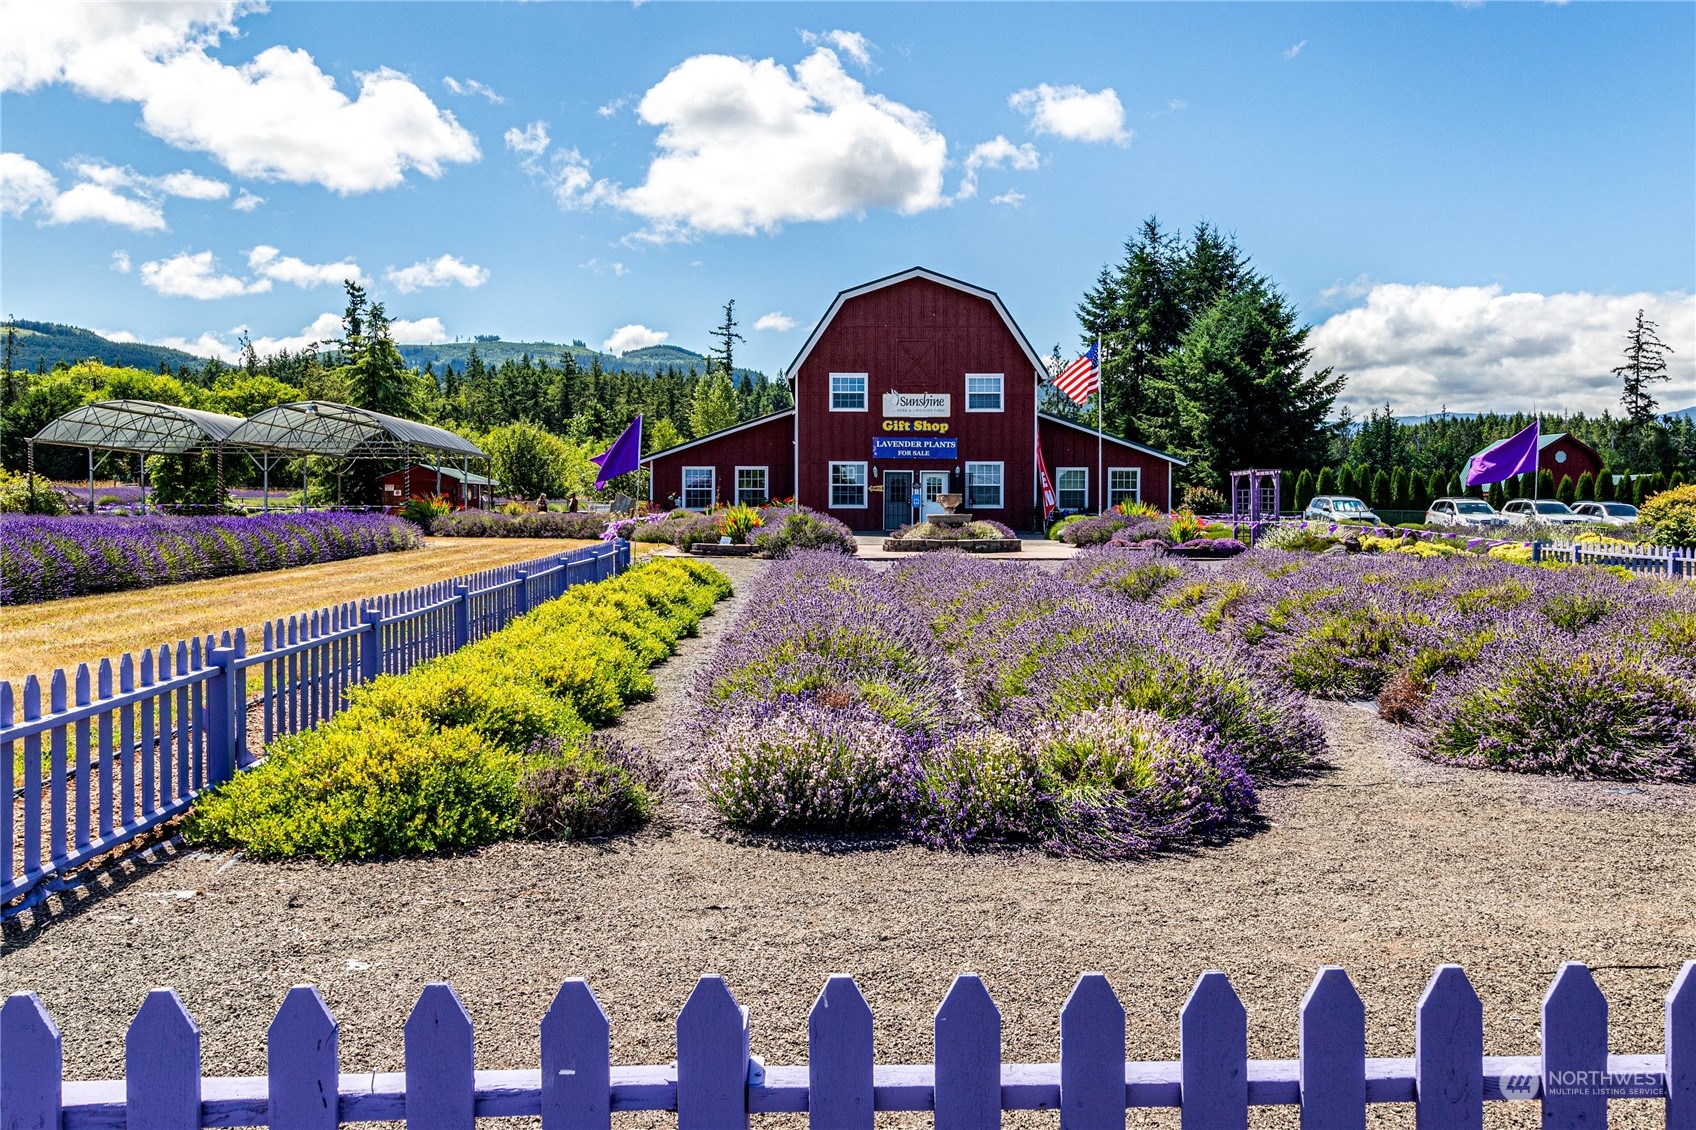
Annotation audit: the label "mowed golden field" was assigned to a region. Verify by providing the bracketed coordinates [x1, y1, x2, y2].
[0, 537, 652, 693]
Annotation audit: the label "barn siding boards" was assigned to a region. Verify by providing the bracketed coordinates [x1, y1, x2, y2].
[1037, 416, 1175, 514]
[645, 412, 796, 510]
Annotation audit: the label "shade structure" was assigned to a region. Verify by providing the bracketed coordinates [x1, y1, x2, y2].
[222, 401, 485, 459]
[29, 399, 246, 455]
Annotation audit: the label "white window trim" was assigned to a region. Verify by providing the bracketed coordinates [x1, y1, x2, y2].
[964, 372, 1005, 413]
[734, 465, 768, 506]
[1056, 466, 1089, 512]
[1107, 466, 1141, 507]
[965, 460, 1005, 510]
[828, 461, 869, 509]
[829, 372, 869, 413]
[681, 466, 716, 511]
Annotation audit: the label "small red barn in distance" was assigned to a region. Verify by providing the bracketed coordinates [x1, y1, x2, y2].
[642, 268, 1185, 531]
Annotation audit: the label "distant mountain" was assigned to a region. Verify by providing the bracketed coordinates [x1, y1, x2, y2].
[396, 339, 767, 382]
[1667, 406, 1695, 421]
[1394, 412, 1480, 425]
[4, 320, 206, 373]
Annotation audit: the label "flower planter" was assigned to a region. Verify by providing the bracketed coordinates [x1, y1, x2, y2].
[878, 538, 1022, 553]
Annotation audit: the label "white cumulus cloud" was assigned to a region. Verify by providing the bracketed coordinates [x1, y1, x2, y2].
[231, 189, 264, 211]
[248, 245, 368, 288]
[1, 153, 230, 230]
[957, 136, 1040, 200]
[1009, 83, 1130, 145]
[111, 250, 132, 273]
[139, 249, 271, 299]
[1309, 283, 1696, 416]
[158, 309, 448, 361]
[46, 182, 168, 231]
[1285, 40, 1309, 59]
[390, 316, 449, 344]
[385, 254, 490, 292]
[990, 190, 1026, 208]
[2, 3, 480, 194]
[504, 120, 551, 160]
[602, 324, 668, 355]
[615, 44, 948, 240]
[443, 76, 504, 104]
[800, 29, 873, 68]
[0, 152, 59, 215]
[754, 311, 798, 332]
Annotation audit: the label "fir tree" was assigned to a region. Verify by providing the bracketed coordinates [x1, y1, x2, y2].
[689, 370, 739, 438]
[1612, 309, 1673, 425]
[1315, 466, 1336, 498]
[1294, 469, 1316, 510]
[1576, 470, 1595, 502]
[709, 300, 745, 380]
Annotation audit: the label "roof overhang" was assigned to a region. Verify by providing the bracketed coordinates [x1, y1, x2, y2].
[640, 409, 795, 463]
[30, 399, 246, 455]
[223, 401, 484, 458]
[1039, 412, 1188, 466]
[785, 267, 1051, 382]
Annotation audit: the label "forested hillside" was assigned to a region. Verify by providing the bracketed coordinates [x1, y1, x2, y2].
[3, 320, 207, 374]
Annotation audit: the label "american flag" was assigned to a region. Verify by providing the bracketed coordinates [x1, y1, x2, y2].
[1053, 341, 1100, 405]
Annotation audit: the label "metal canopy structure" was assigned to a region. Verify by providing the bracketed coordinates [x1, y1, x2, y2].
[29, 399, 245, 455]
[223, 401, 485, 459]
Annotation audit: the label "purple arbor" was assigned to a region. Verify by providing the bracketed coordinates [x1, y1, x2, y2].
[1229, 469, 1282, 523]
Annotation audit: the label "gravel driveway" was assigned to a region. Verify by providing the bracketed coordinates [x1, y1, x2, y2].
[4, 555, 1691, 1130]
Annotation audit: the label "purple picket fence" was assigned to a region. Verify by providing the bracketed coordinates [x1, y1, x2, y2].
[1, 540, 632, 919]
[2, 961, 1690, 1128]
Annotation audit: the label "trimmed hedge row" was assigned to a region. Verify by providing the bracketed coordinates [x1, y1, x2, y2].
[187, 558, 732, 859]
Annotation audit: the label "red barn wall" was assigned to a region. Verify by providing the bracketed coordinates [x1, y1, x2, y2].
[1037, 419, 1175, 512]
[1539, 435, 1601, 487]
[646, 414, 794, 509]
[794, 276, 1042, 530]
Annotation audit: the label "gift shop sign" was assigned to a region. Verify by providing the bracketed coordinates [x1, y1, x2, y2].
[882, 391, 950, 417]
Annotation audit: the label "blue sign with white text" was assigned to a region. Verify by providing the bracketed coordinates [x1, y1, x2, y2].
[873, 436, 957, 460]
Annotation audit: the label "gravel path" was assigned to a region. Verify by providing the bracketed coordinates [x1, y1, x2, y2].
[3, 560, 1691, 1129]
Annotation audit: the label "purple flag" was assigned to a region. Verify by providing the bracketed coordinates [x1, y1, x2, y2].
[1464, 421, 1539, 486]
[591, 415, 642, 489]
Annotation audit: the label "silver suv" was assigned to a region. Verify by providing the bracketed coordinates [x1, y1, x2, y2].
[1303, 495, 1381, 525]
[1500, 499, 1588, 526]
[1425, 497, 1507, 528]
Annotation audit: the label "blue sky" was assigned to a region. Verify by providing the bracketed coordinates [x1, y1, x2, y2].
[2, 1, 1692, 415]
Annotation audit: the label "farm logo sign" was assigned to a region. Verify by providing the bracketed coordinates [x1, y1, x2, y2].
[872, 436, 957, 460]
[882, 391, 950, 417]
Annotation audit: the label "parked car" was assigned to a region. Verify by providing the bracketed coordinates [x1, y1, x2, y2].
[1569, 501, 1639, 526]
[1303, 495, 1381, 525]
[1425, 497, 1508, 528]
[1500, 499, 1588, 526]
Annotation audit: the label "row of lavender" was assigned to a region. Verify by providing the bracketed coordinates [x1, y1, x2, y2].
[0, 512, 421, 604]
[687, 552, 1326, 857]
[1067, 548, 1696, 780]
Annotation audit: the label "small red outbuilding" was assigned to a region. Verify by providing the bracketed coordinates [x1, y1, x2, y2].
[379, 463, 495, 509]
[642, 267, 1185, 531]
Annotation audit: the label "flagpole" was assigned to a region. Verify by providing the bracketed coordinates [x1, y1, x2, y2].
[1095, 335, 1103, 514]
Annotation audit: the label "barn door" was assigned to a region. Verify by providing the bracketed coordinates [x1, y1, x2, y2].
[884, 471, 913, 530]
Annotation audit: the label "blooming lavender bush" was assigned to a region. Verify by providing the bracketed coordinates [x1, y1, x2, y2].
[431, 509, 613, 539]
[0, 511, 421, 604]
[700, 694, 909, 831]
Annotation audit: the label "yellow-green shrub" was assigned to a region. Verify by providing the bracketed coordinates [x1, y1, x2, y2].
[188, 558, 731, 860]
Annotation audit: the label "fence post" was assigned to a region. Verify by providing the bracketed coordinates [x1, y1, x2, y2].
[516, 571, 531, 617]
[126, 989, 201, 1130]
[1180, 971, 1247, 1130]
[1670, 962, 1694, 1130]
[1060, 973, 1125, 1130]
[809, 975, 875, 1130]
[1415, 965, 1482, 1130]
[405, 983, 475, 1130]
[935, 973, 1001, 1130]
[541, 980, 611, 1130]
[269, 985, 339, 1130]
[453, 585, 470, 650]
[1, 992, 62, 1128]
[207, 642, 237, 785]
[232, 629, 248, 764]
[360, 606, 384, 684]
[677, 975, 750, 1130]
[1531, 541, 1542, 564]
[1541, 962, 1606, 1130]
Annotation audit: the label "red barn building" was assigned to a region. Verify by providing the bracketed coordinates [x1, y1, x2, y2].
[1463, 431, 1602, 490]
[379, 463, 495, 508]
[642, 268, 1185, 531]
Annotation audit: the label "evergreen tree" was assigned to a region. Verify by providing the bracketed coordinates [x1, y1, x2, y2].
[1078, 218, 1186, 443]
[1425, 469, 1445, 504]
[1446, 475, 1462, 498]
[1370, 469, 1390, 509]
[1294, 469, 1316, 510]
[1576, 470, 1596, 502]
[646, 417, 685, 455]
[1488, 481, 1506, 510]
[1556, 475, 1576, 505]
[1390, 467, 1407, 508]
[1336, 465, 1354, 498]
[709, 300, 745, 380]
[1633, 476, 1649, 507]
[344, 299, 410, 419]
[1144, 279, 1343, 488]
[1537, 469, 1555, 498]
[1314, 466, 1335, 498]
[1612, 309, 1673, 425]
[689, 370, 739, 438]
[1597, 467, 1616, 502]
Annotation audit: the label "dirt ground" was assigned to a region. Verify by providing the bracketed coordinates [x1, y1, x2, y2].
[3, 556, 1691, 1129]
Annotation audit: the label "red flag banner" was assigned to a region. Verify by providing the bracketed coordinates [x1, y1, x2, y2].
[1036, 437, 1058, 521]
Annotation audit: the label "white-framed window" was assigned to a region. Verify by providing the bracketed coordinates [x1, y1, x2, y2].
[830, 373, 868, 412]
[829, 461, 868, 508]
[734, 466, 768, 506]
[965, 373, 1004, 412]
[965, 461, 1003, 509]
[1108, 467, 1140, 508]
[1056, 467, 1088, 512]
[682, 466, 715, 510]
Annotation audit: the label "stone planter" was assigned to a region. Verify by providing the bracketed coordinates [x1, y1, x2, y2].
[688, 542, 760, 557]
[879, 538, 1022, 553]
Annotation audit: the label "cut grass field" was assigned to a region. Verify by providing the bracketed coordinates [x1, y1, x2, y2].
[0, 536, 640, 693]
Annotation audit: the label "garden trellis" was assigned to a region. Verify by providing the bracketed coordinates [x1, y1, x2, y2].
[3, 961, 1691, 1127]
[1, 540, 630, 919]
[28, 398, 491, 512]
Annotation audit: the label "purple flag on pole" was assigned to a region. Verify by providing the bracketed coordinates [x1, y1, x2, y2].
[1464, 421, 1539, 486]
[591, 415, 643, 489]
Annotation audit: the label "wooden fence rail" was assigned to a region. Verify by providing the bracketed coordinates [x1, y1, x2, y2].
[3, 961, 1691, 1129]
[1, 540, 631, 918]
